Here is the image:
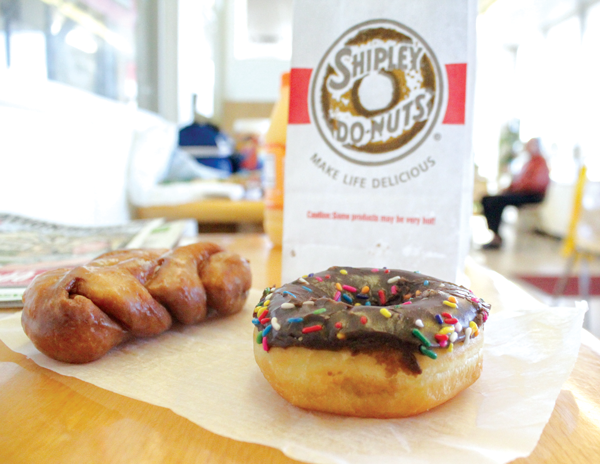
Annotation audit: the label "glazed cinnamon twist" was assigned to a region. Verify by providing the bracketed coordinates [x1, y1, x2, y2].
[21, 242, 252, 363]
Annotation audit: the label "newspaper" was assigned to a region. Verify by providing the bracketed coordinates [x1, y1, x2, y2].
[0, 214, 195, 308]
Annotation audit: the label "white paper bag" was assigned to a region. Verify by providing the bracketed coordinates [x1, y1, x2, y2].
[283, 0, 476, 283]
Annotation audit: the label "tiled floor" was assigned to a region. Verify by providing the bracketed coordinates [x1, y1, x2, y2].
[469, 208, 600, 338]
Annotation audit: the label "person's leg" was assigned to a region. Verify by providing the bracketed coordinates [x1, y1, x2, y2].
[510, 193, 545, 207]
[480, 193, 545, 249]
[481, 195, 511, 248]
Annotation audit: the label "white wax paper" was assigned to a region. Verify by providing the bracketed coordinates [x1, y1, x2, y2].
[0, 264, 586, 464]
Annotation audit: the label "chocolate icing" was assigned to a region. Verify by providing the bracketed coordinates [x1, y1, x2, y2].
[252, 267, 491, 375]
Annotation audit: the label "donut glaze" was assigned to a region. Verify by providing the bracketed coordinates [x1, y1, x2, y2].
[253, 267, 490, 375]
[22, 242, 252, 364]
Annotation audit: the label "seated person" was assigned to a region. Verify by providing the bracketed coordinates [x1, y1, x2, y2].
[481, 138, 550, 249]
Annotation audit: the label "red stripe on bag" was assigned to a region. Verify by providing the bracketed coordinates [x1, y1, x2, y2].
[289, 68, 312, 124]
[289, 65, 466, 125]
[443, 63, 467, 125]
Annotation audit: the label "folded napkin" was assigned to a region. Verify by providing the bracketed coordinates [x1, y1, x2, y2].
[0, 264, 586, 464]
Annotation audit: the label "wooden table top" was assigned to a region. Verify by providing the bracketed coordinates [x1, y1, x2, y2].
[1, 233, 599, 464]
[135, 199, 264, 225]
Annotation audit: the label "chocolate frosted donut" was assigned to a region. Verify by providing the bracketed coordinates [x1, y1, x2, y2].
[252, 266, 490, 418]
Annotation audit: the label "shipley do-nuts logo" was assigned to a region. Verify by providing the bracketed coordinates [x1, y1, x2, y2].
[311, 19, 443, 166]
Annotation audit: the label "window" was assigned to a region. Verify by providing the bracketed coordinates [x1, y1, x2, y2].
[0, 0, 137, 103]
[475, 0, 600, 184]
[580, 1, 600, 181]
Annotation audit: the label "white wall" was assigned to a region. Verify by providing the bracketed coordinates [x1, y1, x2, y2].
[151, 0, 289, 124]
[223, 0, 290, 103]
[144, 0, 290, 124]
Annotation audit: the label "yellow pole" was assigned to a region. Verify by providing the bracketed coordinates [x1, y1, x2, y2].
[562, 165, 588, 257]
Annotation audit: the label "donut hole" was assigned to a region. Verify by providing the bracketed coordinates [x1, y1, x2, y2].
[357, 72, 396, 112]
[317, 272, 416, 307]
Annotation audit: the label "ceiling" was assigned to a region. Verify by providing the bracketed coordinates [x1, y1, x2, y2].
[480, 0, 600, 46]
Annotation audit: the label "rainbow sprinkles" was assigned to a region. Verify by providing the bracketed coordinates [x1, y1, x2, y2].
[252, 266, 491, 375]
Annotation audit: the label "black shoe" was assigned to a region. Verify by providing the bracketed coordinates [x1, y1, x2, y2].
[481, 241, 501, 250]
[482, 235, 503, 250]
